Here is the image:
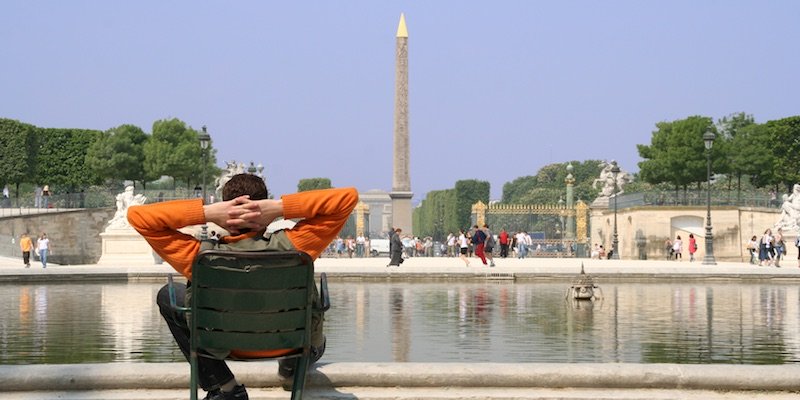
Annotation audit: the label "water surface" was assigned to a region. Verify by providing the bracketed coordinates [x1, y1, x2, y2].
[1, 281, 798, 364]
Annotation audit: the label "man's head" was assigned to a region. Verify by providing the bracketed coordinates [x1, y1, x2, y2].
[223, 173, 268, 201]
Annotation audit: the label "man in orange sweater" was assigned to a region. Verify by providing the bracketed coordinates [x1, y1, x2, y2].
[128, 174, 358, 400]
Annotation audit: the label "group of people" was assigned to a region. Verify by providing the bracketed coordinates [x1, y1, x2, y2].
[442, 224, 496, 267]
[328, 235, 371, 258]
[18, 232, 51, 268]
[664, 234, 699, 261]
[388, 224, 501, 268]
[746, 228, 798, 267]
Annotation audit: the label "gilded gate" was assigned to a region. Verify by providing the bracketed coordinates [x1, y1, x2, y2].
[471, 200, 589, 257]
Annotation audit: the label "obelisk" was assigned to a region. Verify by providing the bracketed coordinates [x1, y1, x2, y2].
[390, 13, 413, 234]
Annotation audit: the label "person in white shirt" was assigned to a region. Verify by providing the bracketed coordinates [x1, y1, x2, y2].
[446, 233, 456, 257]
[672, 235, 683, 261]
[355, 234, 366, 257]
[458, 229, 470, 267]
[35, 232, 51, 268]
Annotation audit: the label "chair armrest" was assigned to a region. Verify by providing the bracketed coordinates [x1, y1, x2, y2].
[167, 274, 191, 312]
[317, 272, 330, 312]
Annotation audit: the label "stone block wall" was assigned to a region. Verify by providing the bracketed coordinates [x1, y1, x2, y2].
[591, 206, 785, 262]
[0, 208, 115, 265]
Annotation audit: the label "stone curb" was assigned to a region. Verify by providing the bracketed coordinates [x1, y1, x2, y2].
[2, 363, 799, 392]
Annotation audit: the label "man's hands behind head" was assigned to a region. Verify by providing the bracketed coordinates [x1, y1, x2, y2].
[204, 195, 284, 235]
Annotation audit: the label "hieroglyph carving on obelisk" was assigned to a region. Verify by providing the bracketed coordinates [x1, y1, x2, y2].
[390, 13, 413, 234]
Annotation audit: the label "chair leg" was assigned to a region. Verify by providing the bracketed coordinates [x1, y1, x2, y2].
[290, 355, 310, 400]
[190, 351, 199, 400]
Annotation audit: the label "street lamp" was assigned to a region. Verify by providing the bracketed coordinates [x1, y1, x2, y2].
[198, 125, 211, 240]
[611, 160, 621, 260]
[702, 129, 717, 265]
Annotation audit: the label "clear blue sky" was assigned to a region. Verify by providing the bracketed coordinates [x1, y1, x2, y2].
[2, 1, 798, 201]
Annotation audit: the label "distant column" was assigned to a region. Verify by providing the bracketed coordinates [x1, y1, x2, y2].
[390, 13, 413, 233]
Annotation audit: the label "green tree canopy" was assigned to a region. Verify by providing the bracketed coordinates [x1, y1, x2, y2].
[86, 124, 149, 187]
[34, 127, 103, 191]
[413, 188, 457, 240]
[501, 160, 603, 204]
[455, 179, 490, 229]
[144, 118, 213, 189]
[0, 119, 37, 196]
[766, 116, 800, 191]
[637, 116, 718, 189]
[297, 178, 332, 192]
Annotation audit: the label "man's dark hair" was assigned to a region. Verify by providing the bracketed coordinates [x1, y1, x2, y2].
[222, 174, 268, 201]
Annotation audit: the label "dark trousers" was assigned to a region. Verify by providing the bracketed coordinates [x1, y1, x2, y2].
[22, 251, 30, 265]
[389, 250, 403, 265]
[499, 244, 509, 258]
[156, 283, 234, 391]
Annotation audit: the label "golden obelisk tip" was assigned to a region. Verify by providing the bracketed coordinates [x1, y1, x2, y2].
[396, 13, 408, 38]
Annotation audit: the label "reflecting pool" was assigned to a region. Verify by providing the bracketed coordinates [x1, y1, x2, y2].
[1, 281, 799, 364]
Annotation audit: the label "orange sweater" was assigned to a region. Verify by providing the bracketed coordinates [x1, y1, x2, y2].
[127, 187, 359, 279]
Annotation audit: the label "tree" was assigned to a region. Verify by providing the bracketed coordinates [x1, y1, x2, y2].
[637, 116, 718, 190]
[501, 160, 603, 204]
[33, 127, 103, 191]
[85, 124, 149, 187]
[455, 179, 490, 229]
[766, 116, 800, 191]
[413, 188, 457, 240]
[0, 119, 37, 198]
[297, 178, 332, 192]
[143, 119, 210, 189]
[722, 118, 775, 195]
[715, 112, 755, 187]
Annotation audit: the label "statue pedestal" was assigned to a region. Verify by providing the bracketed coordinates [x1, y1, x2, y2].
[97, 227, 160, 265]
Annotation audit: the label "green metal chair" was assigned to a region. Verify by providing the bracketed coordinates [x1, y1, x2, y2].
[169, 249, 328, 400]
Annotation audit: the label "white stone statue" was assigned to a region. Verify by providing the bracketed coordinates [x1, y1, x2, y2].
[107, 186, 147, 229]
[775, 184, 800, 232]
[214, 160, 245, 196]
[593, 160, 632, 198]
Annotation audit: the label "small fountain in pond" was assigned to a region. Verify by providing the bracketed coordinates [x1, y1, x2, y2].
[565, 263, 602, 301]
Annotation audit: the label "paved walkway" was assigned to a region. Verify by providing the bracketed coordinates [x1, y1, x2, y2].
[2, 255, 800, 399]
[2, 253, 799, 281]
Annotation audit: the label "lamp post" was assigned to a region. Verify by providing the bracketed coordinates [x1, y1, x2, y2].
[611, 160, 621, 260]
[702, 130, 717, 265]
[198, 126, 211, 240]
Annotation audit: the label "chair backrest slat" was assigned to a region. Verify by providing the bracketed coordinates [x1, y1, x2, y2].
[195, 308, 308, 332]
[195, 287, 309, 312]
[198, 330, 307, 351]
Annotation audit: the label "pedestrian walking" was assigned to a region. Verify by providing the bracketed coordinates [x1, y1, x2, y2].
[498, 228, 509, 258]
[458, 229, 470, 267]
[482, 224, 496, 267]
[471, 225, 487, 265]
[747, 235, 758, 265]
[388, 228, 404, 267]
[19, 232, 32, 268]
[688, 234, 697, 262]
[35, 232, 50, 268]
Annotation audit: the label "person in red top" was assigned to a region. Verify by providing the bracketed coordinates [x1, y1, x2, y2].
[498, 228, 510, 258]
[688, 233, 698, 262]
[128, 174, 358, 400]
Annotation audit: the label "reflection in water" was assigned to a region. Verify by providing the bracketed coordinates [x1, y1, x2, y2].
[1, 281, 799, 364]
